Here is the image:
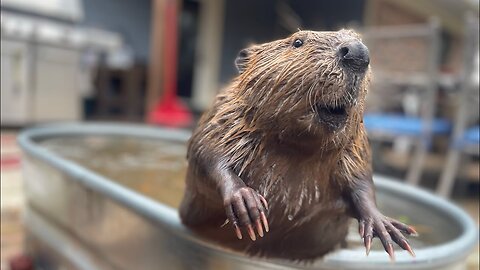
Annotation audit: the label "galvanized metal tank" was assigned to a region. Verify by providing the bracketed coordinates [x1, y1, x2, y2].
[18, 123, 478, 270]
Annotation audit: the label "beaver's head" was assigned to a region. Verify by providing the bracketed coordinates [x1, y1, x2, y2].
[234, 30, 370, 145]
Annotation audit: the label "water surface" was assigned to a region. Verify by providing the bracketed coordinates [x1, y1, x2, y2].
[39, 135, 460, 251]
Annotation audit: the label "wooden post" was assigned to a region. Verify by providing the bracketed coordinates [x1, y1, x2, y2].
[191, 0, 225, 111]
[162, 0, 180, 104]
[145, 0, 166, 119]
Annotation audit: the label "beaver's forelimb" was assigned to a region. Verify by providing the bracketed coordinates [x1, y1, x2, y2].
[204, 157, 269, 241]
[346, 175, 417, 261]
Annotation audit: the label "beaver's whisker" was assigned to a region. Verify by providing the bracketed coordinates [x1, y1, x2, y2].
[307, 81, 317, 114]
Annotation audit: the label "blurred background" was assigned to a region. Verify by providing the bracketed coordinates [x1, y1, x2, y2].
[1, 0, 479, 269]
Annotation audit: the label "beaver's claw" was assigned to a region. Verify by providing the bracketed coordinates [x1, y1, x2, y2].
[358, 211, 417, 261]
[223, 187, 269, 241]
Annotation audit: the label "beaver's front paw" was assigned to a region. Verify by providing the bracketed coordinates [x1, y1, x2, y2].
[223, 187, 269, 241]
[358, 210, 417, 260]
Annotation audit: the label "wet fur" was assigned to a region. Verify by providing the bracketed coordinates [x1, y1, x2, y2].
[180, 30, 373, 260]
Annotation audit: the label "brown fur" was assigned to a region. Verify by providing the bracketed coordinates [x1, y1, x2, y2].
[180, 30, 376, 260]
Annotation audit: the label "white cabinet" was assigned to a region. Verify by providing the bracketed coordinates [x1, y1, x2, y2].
[1, 39, 31, 125]
[32, 46, 81, 122]
[1, 12, 122, 126]
[1, 40, 82, 125]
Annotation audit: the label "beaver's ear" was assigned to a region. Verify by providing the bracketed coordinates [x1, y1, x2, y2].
[235, 46, 259, 74]
[235, 48, 250, 74]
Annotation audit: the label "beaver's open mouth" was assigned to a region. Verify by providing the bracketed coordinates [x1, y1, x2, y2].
[315, 103, 349, 130]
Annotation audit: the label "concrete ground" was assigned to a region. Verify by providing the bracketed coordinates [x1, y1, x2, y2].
[1, 131, 25, 270]
[1, 130, 478, 269]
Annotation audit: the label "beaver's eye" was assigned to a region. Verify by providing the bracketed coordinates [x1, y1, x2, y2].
[293, 39, 303, 48]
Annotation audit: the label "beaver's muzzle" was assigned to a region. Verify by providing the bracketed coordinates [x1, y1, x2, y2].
[338, 41, 370, 73]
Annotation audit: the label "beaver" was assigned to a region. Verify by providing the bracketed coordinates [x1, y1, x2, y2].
[179, 29, 416, 261]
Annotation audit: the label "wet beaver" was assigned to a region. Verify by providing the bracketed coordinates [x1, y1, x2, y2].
[179, 29, 416, 261]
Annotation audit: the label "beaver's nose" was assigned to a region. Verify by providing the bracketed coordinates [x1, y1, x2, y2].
[338, 41, 370, 73]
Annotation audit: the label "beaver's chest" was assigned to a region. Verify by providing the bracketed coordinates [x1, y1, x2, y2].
[240, 150, 349, 226]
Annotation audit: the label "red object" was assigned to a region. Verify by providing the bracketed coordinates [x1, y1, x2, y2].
[9, 254, 33, 270]
[0, 156, 21, 169]
[148, 97, 193, 127]
[148, 0, 192, 127]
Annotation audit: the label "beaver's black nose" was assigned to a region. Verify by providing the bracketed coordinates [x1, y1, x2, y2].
[338, 41, 370, 73]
